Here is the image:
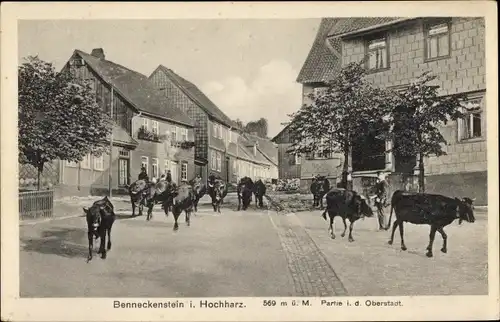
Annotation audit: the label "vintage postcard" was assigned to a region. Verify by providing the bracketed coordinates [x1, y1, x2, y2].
[1, 1, 498, 321]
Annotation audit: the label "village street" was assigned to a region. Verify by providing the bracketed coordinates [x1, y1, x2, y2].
[20, 197, 489, 298]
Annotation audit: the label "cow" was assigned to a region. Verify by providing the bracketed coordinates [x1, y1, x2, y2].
[253, 179, 267, 209]
[145, 180, 177, 221]
[189, 176, 207, 214]
[310, 175, 331, 209]
[237, 177, 254, 211]
[169, 182, 195, 231]
[321, 188, 374, 242]
[128, 179, 152, 217]
[207, 178, 228, 213]
[83, 196, 116, 262]
[386, 190, 476, 257]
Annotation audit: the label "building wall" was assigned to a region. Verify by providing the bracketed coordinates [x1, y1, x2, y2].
[149, 69, 209, 162]
[130, 115, 195, 184]
[342, 17, 487, 201]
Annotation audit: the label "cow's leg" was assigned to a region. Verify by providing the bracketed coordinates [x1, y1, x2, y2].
[185, 209, 191, 227]
[98, 226, 106, 259]
[437, 227, 447, 253]
[341, 217, 347, 238]
[107, 225, 112, 250]
[348, 221, 355, 242]
[259, 196, 264, 208]
[87, 231, 93, 262]
[212, 201, 217, 212]
[131, 200, 136, 217]
[138, 201, 144, 217]
[426, 225, 438, 257]
[147, 199, 154, 221]
[319, 195, 323, 209]
[398, 221, 407, 251]
[217, 201, 221, 213]
[173, 212, 180, 231]
[388, 219, 400, 245]
[237, 195, 241, 211]
[328, 214, 335, 239]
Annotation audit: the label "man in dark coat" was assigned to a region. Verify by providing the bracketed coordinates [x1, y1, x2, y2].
[373, 171, 389, 230]
[138, 166, 149, 182]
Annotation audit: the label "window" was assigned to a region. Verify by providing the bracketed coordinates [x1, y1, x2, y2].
[151, 120, 159, 135]
[459, 99, 483, 141]
[142, 117, 149, 131]
[152, 158, 159, 178]
[181, 162, 188, 181]
[220, 126, 226, 141]
[211, 151, 217, 171]
[93, 155, 104, 171]
[216, 152, 222, 172]
[141, 156, 149, 174]
[295, 153, 301, 165]
[81, 154, 91, 169]
[212, 123, 218, 138]
[366, 37, 388, 71]
[118, 159, 129, 186]
[119, 150, 130, 158]
[170, 125, 177, 146]
[180, 127, 188, 141]
[228, 131, 233, 143]
[425, 22, 450, 60]
[164, 159, 170, 174]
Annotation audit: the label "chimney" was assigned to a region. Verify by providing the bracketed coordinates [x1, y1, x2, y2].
[91, 48, 105, 60]
[253, 142, 258, 156]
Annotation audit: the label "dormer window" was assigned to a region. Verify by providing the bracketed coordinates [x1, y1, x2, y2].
[366, 36, 389, 72]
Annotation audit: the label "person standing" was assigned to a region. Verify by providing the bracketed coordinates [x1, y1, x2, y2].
[374, 171, 389, 230]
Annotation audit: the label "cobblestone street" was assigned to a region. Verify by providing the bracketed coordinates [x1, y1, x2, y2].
[19, 201, 489, 298]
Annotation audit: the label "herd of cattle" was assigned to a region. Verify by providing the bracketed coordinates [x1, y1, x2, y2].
[84, 175, 477, 262]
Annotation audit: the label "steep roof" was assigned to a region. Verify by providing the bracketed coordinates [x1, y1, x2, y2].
[108, 123, 139, 148]
[73, 50, 194, 127]
[151, 65, 240, 129]
[326, 17, 404, 37]
[296, 18, 344, 84]
[237, 135, 272, 166]
[243, 133, 278, 166]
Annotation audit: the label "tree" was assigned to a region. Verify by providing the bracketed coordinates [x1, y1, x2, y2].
[245, 118, 268, 138]
[18, 56, 112, 190]
[287, 61, 396, 188]
[389, 71, 466, 192]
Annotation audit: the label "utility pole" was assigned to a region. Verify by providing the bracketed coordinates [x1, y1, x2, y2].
[108, 87, 114, 198]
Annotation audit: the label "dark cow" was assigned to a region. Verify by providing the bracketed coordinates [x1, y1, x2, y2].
[387, 190, 476, 257]
[189, 177, 207, 213]
[170, 183, 195, 231]
[237, 177, 254, 211]
[128, 179, 152, 217]
[145, 180, 177, 221]
[310, 175, 331, 209]
[253, 179, 267, 208]
[83, 196, 116, 262]
[207, 179, 228, 213]
[321, 188, 374, 242]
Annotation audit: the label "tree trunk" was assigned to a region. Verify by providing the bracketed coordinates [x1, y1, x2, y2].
[418, 152, 425, 193]
[37, 161, 44, 191]
[341, 146, 349, 189]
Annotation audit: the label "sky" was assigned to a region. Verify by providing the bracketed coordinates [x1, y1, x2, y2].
[18, 19, 320, 138]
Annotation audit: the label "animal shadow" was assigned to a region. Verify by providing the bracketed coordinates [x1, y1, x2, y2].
[20, 227, 89, 259]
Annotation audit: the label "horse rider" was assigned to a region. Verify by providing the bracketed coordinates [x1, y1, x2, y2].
[373, 171, 389, 230]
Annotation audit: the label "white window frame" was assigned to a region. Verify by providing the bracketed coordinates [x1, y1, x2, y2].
[142, 117, 149, 131]
[425, 22, 450, 60]
[216, 152, 222, 172]
[367, 37, 388, 71]
[152, 158, 159, 179]
[164, 159, 170, 174]
[171, 125, 177, 146]
[211, 151, 217, 171]
[93, 155, 104, 171]
[151, 120, 159, 135]
[180, 127, 188, 141]
[295, 153, 301, 165]
[233, 159, 237, 175]
[228, 131, 233, 143]
[458, 99, 483, 141]
[81, 153, 92, 169]
[181, 162, 188, 181]
[141, 156, 149, 174]
[212, 123, 218, 138]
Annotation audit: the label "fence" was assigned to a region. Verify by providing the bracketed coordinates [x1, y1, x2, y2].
[19, 190, 54, 220]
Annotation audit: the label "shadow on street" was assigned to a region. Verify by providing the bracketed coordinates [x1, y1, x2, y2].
[20, 227, 89, 259]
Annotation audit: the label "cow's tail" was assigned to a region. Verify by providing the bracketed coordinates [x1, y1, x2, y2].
[385, 203, 394, 230]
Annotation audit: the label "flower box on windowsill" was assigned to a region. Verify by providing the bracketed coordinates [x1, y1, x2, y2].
[170, 140, 195, 150]
[137, 126, 161, 143]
